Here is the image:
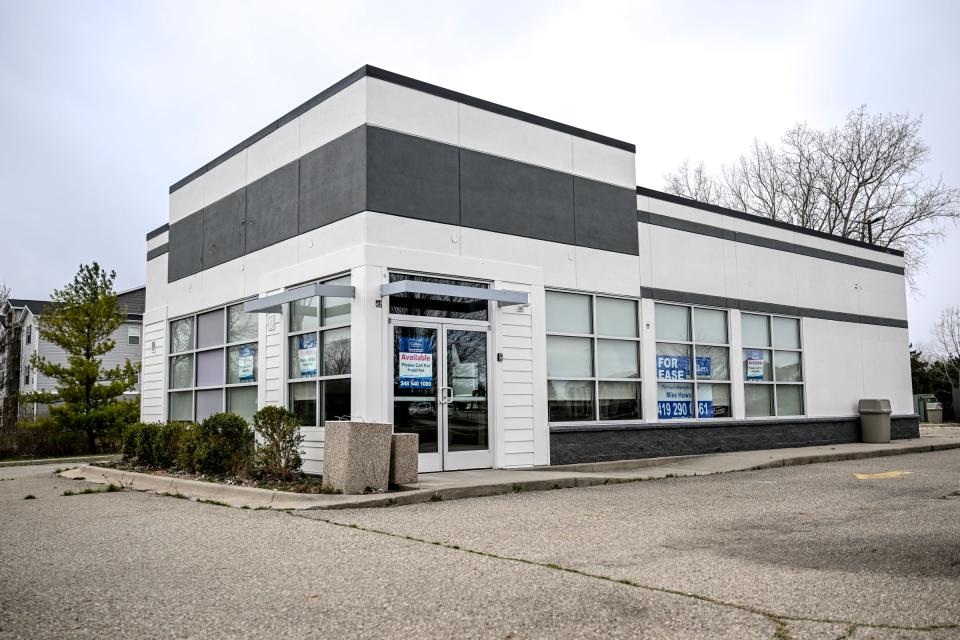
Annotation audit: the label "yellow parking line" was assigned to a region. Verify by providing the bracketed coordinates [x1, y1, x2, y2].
[854, 471, 913, 480]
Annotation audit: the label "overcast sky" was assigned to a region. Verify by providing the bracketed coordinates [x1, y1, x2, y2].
[1, 0, 957, 345]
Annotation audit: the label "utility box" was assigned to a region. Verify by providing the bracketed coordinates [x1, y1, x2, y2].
[927, 402, 944, 424]
[913, 394, 937, 422]
[859, 399, 892, 443]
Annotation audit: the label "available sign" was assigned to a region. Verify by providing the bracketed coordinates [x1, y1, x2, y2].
[745, 349, 765, 381]
[399, 337, 433, 389]
[297, 334, 317, 377]
[238, 344, 255, 382]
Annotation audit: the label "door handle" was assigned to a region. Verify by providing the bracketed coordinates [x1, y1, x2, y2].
[440, 386, 453, 404]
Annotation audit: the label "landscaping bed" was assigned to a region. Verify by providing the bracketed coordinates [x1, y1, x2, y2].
[97, 458, 337, 494]
[117, 406, 344, 495]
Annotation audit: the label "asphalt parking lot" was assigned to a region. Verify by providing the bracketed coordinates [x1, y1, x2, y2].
[1, 450, 958, 639]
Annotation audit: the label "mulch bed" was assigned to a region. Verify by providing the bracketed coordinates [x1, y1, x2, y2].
[98, 460, 335, 494]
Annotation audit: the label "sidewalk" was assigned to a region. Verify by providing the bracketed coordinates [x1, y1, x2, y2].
[919, 423, 960, 438]
[59, 435, 960, 510]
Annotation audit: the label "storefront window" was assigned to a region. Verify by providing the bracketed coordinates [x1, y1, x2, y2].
[742, 314, 804, 416]
[287, 275, 352, 427]
[654, 303, 731, 420]
[546, 291, 641, 422]
[167, 302, 259, 424]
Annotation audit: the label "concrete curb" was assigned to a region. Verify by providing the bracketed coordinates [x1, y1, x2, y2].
[744, 441, 960, 472]
[0, 454, 119, 468]
[530, 455, 701, 473]
[60, 439, 960, 510]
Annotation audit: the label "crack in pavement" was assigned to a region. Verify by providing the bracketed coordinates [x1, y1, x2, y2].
[286, 511, 958, 639]
[832, 624, 859, 640]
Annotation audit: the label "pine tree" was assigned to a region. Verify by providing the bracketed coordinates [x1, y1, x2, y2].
[22, 263, 140, 452]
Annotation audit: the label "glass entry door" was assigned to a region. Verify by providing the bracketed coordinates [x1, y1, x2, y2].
[392, 322, 492, 472]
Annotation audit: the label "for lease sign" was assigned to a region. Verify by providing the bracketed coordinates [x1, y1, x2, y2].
[656, 355, 691, 379]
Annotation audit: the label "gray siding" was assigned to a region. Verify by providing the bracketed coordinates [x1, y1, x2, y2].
[298, 124, 367, 233]
[20, 310, 40, 392]
[165, 124, 639, 282]
[246, 161, 299, 253]
[117, 288, 146, 315]
[366, 127, 459, 225]
[33, 321, 142, 395]
[101, 322, 144, 393]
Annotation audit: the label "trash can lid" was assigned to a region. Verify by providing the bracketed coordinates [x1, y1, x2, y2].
[858, 398, 892, 414]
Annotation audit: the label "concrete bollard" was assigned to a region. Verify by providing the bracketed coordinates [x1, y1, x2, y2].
[389, 433, 419, 485]
[323, 421, 392, 494]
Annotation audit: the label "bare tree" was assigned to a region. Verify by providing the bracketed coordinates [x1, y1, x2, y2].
[664, 107, 959, 283]
[931, 306, 960, 391]
[664, 160, 722, 204]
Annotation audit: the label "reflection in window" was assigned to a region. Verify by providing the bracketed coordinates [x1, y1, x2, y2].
[287, 275, 352, 427]
[170, 317, 194, 353]
[388, 273, 489, 321]
[742, 314, 803, 417]
[167, 302, 258, 423]
[546, 291, 640, 422]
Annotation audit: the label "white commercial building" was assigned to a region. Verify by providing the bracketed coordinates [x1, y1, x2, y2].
[142, 66, 915, 473]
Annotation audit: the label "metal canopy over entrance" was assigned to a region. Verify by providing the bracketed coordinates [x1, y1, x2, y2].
[379, 279, 528, 307]
[243, 283, 355, 314]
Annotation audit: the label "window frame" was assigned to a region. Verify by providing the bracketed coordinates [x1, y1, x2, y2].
[741, 312, 805, 417]
[285, 273, 353, 428]
[654, 302, 732, 421]
[167, 299, 259, 422]
[546, 289, 642, 425]
[128, 325, 141, 346]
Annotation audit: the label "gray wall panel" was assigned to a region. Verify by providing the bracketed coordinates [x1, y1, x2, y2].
[146, 224, 169, 241]
[246, 161, 299, 253]
[366, 127, 460, 226]
[168, 213, 203, 282]
[299, 125, 366, 233]
[202, 190, 246, 269]
[147, 243, 169, 261]
[573, 177, 638, 254]
[460, 149, 575, 245]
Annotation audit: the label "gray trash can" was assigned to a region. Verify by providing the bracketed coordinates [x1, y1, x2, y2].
[859, 399, 892, 443]
[913, 394, 937, 422]
[927, 402, 944, 424]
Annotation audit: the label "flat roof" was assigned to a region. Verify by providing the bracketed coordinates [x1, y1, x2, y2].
[169, 64, 636, 194]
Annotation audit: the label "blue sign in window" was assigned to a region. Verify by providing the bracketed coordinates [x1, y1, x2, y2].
[695, 356, 711, 378]
[656, 355, 691, 380]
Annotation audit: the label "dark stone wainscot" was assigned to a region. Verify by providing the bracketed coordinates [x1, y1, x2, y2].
[549, 414, 921, 465]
